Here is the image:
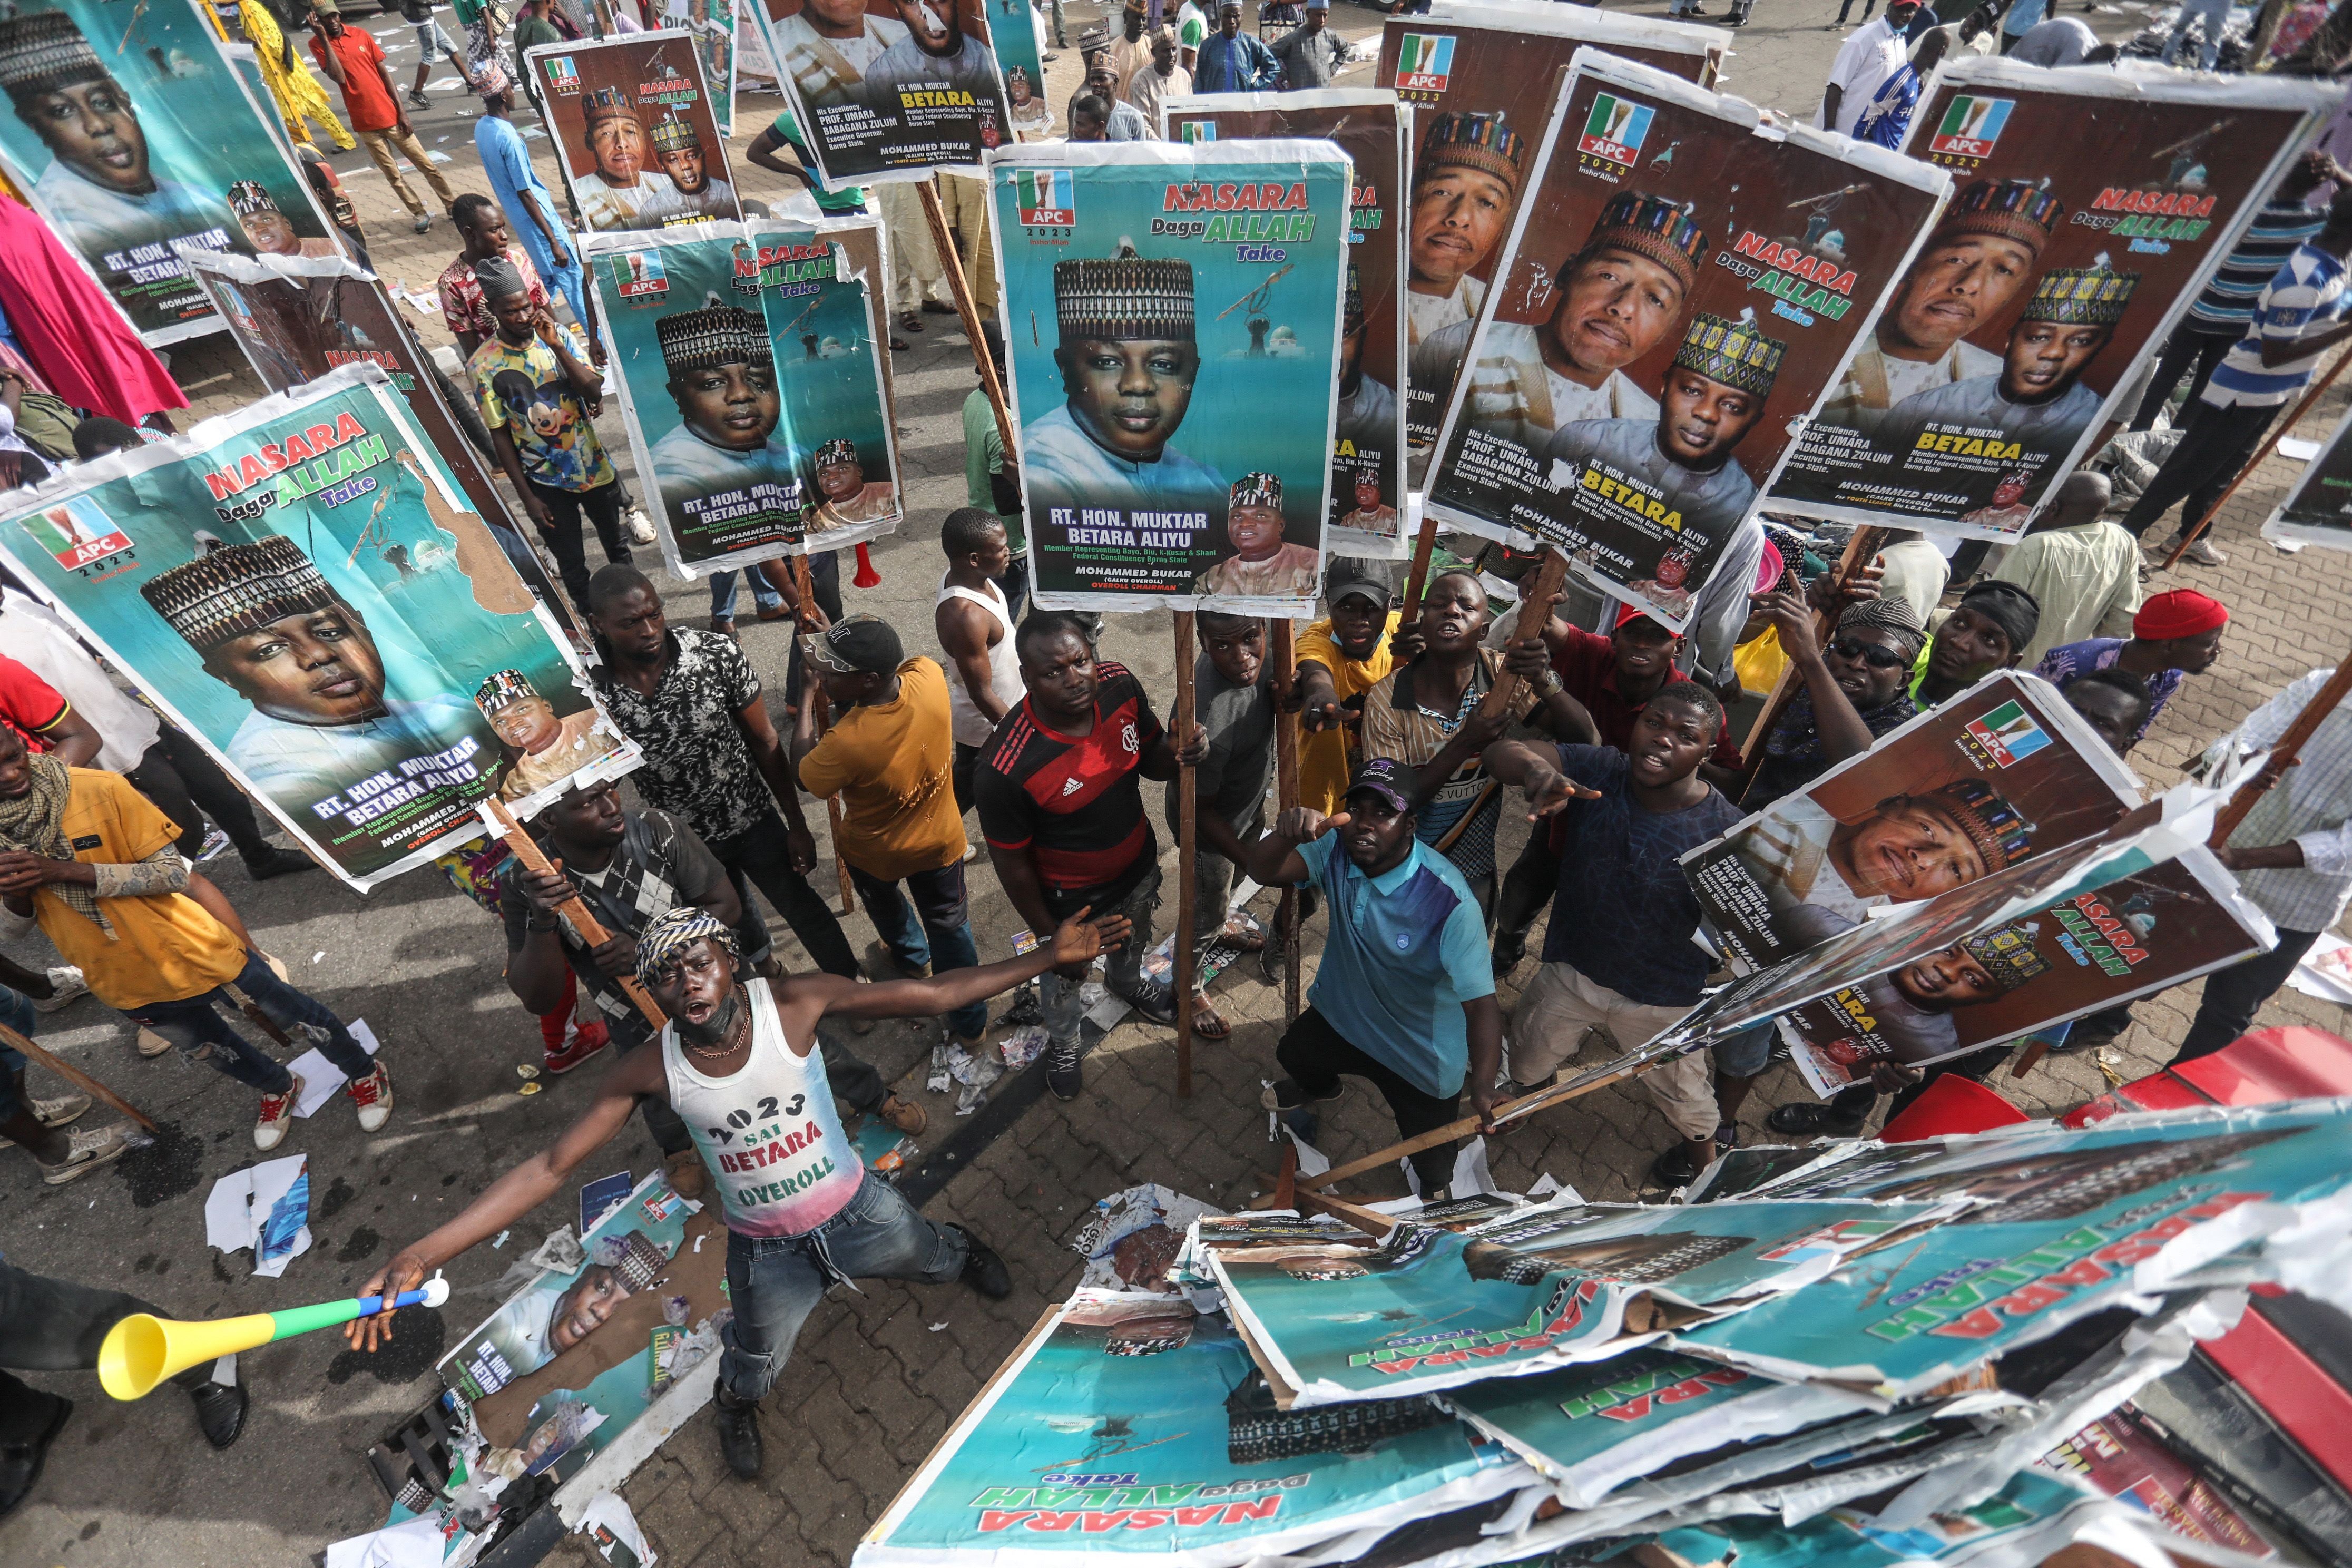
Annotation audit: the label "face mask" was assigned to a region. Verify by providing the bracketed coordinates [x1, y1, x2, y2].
[676, 991, 741, 1050]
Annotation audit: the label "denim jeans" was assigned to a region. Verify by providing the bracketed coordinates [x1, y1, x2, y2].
[120, 950, 373, 1095]
[716, 1176, 965, 1403]
[1040, 867, 1161, 1053]
[848, 859, 986, 1039]
[707, 805, 860, 982]
[708, 568, 783, 622]
[998, 554, 1030, 624]
[0, 983, 39, 1123]
[0, 1260, 205, 1441]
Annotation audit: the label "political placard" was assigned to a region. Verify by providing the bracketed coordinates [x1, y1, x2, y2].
[748, 0, 1014, 185]
[2261, 396, 2352, 552]
[525, 31, 742, 234]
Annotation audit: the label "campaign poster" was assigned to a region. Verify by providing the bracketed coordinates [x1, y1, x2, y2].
[175, 248, 575, 632]
[443, 1171, 727, 1478]
[1645, 1470, 2160, 1568]
[583, 219, 898, 578]
[1767, 61, 2336, 540]
[633, 0, 739, 134]
[858, 1291, 1534, 1565]
[989, 141, 1349, 613]
[2261, 398, 2352, 552]
[1165, 91, 1412, 560]
[0, 0, 336, 344]
[1419, 53, 1948, 632]
[2041, 1404, 2279, 1556]
[0, 368, 639, 888]
[526, 31, 742, 234]
[985, 0, 1049, 143]
[749, 0, 1014, 187]
[1680, 672, 2142, 975]
[1375, 3, 1722, 457]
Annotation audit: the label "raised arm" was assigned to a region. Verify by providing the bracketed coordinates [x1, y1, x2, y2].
[1243, 804, 1335, 888]
[780, 907, 1128, 1024]
[1760, 583, 1877, 764]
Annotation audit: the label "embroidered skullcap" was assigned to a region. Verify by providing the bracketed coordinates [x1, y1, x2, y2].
[1672, 309, 1783, 399]
[592, 1228, 669, 1290]
[141, 536, 350, 653]
[814, 438, 858, 468]
[583, 84, 636, 132]
[228, 181, 281, 219]
[1936, 178, 2061, 258]
[476, 58, 512, 100]
[2133, 588, 2228, 640]
[1961, 920, 2049, 992]
[1230, 472, 1282, 511]
[1837, 595, 1926, 659]
[1580, 191, 1706, 296]
[475, 669, 540, 716]
[2021, 253, 2138, 327]
[1344, 262, 1363, 336]
[657, 291, 770, 375]
[1415, 111, 1526, 203]
[650, 115, 700, 153]
[634, 904, 738, 989]
[474, 254, 532, 302]
[1928, 778, 2035, 869]
[1054, 240, 1193, 344]
[0, 12, 110, 104]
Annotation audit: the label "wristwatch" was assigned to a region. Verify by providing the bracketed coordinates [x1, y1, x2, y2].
[1531, 670, 1563, 698]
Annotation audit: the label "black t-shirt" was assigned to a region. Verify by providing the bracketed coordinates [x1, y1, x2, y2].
[975, 662, 1164, 919]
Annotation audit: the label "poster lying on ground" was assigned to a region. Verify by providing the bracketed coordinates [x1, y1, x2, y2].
[2261, 397, 2352, 552]
[1164, 91, 1412, 560]
[858, 1290, 1534, 1565]
[1767, 60, 2337, 540]
[632, 0, 740, 134]
[989, 141, 1349, 613]
[1420, 53, 1949, 632]
[583, 219, 899, 577]
[525, 32, 742, 234]
[0, 0, 338, 344]
[1375, 3, 1723, 457]
[0, 368, 638, 887]
[748, 0, 1014, 187]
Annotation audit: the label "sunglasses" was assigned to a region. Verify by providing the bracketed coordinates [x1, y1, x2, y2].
[1829, 636, 1912, 670]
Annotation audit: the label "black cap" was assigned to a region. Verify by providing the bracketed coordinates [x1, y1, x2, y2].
[805, 613, 902, 676]
[1345, 757, 1417, 815]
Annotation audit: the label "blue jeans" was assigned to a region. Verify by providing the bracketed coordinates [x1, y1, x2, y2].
[2163, 0, 2229, 67]
[1040, 867, 1160, 1053]
[848, 859, 985, 1039]
[717, 1176, 966, 1402]
[0, 984, 39, 1123]
[708, 567, 784, 622]
[120, 951, 373, 1096]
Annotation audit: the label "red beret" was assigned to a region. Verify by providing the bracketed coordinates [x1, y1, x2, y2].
[2133, 590, 2229, 641]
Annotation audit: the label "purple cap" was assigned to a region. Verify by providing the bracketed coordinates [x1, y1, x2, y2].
[1345, 757, 1417, 815]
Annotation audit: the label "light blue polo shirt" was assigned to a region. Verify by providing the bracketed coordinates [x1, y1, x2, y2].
[1297, 832, 1494, 1098]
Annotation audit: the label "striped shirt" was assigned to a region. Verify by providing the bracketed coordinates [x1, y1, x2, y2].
[2206, 668, 2352, 933]
[2184, 199, 2328, 335]
[976, 663, 1164, 919]
[2203, 243, 2349, 409]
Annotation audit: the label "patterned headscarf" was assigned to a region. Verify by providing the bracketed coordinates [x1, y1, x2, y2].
[633, 904, 738, 989]
[0, 750, 106, 931]
[1837, 596, 1926, 661]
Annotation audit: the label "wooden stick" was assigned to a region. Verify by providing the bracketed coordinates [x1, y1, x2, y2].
[790, 553, 859, 917]
[1269, 620, 1302, 1022]
[1399, 498, 1439, 622]
[486, 798, 669, 1030]
[1472, 549, 1569, 724]
[1292, 1183, 1398, 1240]
[2208, 641, 2352, 849]
[2160, 347, 2352, 571]
[1174, 611, 1197, 1099]
[0, 1022, 154, 1132]
[915, 178, 1015, 456]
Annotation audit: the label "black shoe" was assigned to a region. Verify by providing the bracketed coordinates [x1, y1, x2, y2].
[1044, 1037, 1082, 1101]
[953, 1226, 1013, 1299]
[1491, 929, 1527, 977]
[0, 1391, 68, 1520]
[1110, 976, 1177, 1025]
[1766, 1102, 1865, 1138]
[2054, 1006, 2132, 1054]
[244, 847, 317, 881]
[1649, 1143, 1707, 1189]
[188, 1380, 247, 1450]
[712, 1387, 762, 1480]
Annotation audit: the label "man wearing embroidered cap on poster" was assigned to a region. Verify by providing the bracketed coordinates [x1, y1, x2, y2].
[1733, 773, 2037, 927]
[862, 0, 999, 113]
[636, 116, 737, 224]
[807, 439, 898, 533]
[0, 9, 237, 255]
[1404, 111, 1526, 351]
[575, 85, 678, 232]
[650, 292, 806, 525]
[138, 537, 487, 822]
[477, 668, 622, 802]
[1192, 474, 1319, 598]
[1418, 191, 1705, 452]
[1023, 242, 1228, 523]
[1818, 179, 2061, 426]
[227, 180, 336, 260]
[773, 0, 910, 111]
[2034, 587, 2227, 749]
[1338, 468, 1395, 538]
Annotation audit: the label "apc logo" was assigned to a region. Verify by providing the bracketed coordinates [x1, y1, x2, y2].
[612, 250, 668, 300]
[1394, 32, 1453, 92]
[1577, 94, 1654, 169]
[1178, 121, 1216, 143]
[544, 56, 581, 95]
[1928, 95, 2013, 159]
[1014, 169, 1074, 228]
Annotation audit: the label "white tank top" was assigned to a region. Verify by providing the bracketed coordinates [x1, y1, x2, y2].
[936, 573, 1024, 747]
[661, 980, 864, 1238]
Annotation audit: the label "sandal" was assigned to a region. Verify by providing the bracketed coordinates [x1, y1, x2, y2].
[1216, 918, 1267, 954]
[1191, 996, 1231, 1040]
[899, 311, 924, 332]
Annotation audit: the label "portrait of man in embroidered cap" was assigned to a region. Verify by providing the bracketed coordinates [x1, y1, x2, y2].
[466, 1229, 668, 1388]
[138, 536, 488, 816]
[1418, 190, 1706, 452]
[772, 0, 912, 112]
[863, 0, 997, 115]
[1004, 64, 1051, 139]
[477, 667, 620, 801]
[1023, 241, 1228, 521]
[227, 180, 335, 260]
[1816, 178, 2061, 425]
[1543, 309, 1785, 579]
[806, 438, 897, 533]
[1405, 111, 1526, 350]
[1337, 467, 1396, 538]
[1733, 776, 2037, 926]
[649, 291, 807, 522]
[1191, 473, 1317, 597]
[1782, 904, 2051, 1069]
[1461, 1224, 1751, 1286]
[636, 116, 737, 224]
[1333, 264, 1397, 468]
[0, 9, 238, 257]
[575, 85, 679, 231]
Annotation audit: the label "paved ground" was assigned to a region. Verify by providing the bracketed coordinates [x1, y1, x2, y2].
[4, 1, 2349, 1563]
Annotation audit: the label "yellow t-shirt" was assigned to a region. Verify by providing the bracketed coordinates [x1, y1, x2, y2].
[796, 658, 968, 883]
[30, 770, 247, 1010]
[1294, 611, 1403, 817]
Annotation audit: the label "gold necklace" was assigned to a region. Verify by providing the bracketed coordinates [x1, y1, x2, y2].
[680, 999, 749, 1061]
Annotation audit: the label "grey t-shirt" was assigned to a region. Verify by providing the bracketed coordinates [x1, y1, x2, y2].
[1166, 651, 1275, 842]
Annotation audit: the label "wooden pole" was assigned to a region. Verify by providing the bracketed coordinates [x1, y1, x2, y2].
[2208, 642, 2352, 849]
[2160, 348, 2352, 571]
[1268, 620, 1302, 1021]
[790, 553, 859, 917]
[1399, 498, 1440, 622]
[487, 799, 669, 1030]
[1174, 611, 1197, 1098]
[1470, 550, 1570, 724]
[916, 178, 1015, 456]
[0, 1022, 153, 1132]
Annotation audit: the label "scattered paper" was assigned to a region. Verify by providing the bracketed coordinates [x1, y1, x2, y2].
[945, 1042, 1003, 1115]
[1399, 1137, 1498, 1201]
[929, 1321, 948, 1331]
[2279, 437, 2323, 462]
[997, 1026, 1047, 1073]
[926, 1041, 952, 1094]
[290, 1018, 382, 1116]
[2290, 932, 2352, 1006]
[577, 1493, 656, 1567]
[325, 1516, 446, 1568]
[204, 1154, 312, 1277]
[693, 1233, 707, 1253]
[1282, 1125, 1330, 1177]
[492, 1230, 510, 1249]
[312, 951, 325, 963]
[1073, 1183, 1224, 1292]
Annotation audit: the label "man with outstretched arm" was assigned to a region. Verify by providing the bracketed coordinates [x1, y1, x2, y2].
[348, 901, 1127, 1481]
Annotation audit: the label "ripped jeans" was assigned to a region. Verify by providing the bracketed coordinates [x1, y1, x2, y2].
[120, 950, 374, 1095]
[717, 1175, 966, 1404]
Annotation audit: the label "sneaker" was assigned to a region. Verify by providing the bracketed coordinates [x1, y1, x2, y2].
[873, 1092, 927, 1136]
[1491, 929, 1527, 978]
[624, 506, 658, 546]
[346, 1061, 393, 1132]
[411, 214, 432, 233]
[256, 1074, 304, 1150]
[1259, 1077, 1347, 1113]
[952, 1225, 1012, 1298]
[0, 1389, 68, 1517]
[135, 1027, 172, 1059]
[1109, 975, 1177, 1025]
[32, 965, 86, 1013]
[999, 983, 1043, 1027]
[2175, 536, 2227, 566]
[712, 1387, 762, 1480]
[1043, 1037, 1082, 1101]
[0, 1092, 89, 1149]
[543, 1021, 611, 1075]
[38, 1122, 139, 1184]
[243, 847, 316, 881]
[196, 825, 232, 863]
[1649, 1143, 1708, 1190]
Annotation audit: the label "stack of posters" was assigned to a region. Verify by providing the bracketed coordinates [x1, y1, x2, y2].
[525, 32, 743, 233]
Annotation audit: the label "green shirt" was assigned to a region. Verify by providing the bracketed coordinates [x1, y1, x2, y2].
[451, 0, 485, 25]
[770, 110, 868, 212]
[514, 15, 560, 83]
[962, 385, 1022, 550]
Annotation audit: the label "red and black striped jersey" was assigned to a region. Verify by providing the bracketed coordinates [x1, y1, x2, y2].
[975, 662, 1164, 918]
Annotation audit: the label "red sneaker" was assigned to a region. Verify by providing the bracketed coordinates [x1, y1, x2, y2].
[256, 1072, 305, 1150]
[346, 1061, 393, 1132]
[544, 1021, 612, 1075]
